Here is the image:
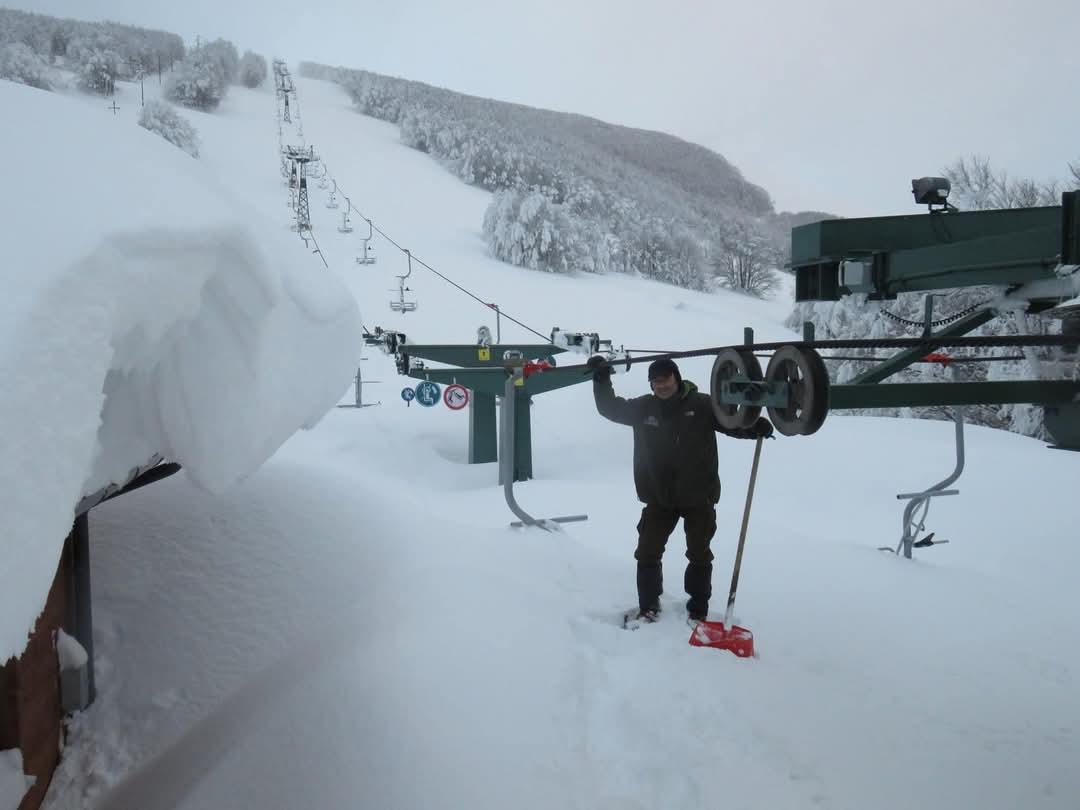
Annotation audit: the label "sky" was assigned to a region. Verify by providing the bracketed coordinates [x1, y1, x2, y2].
[2, 72, 1077, 809]
[20, 0, 1080, 216]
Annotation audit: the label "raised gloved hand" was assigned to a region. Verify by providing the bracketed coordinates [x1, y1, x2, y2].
[752, 416, 775, 439]
[585, 354, 613, 381]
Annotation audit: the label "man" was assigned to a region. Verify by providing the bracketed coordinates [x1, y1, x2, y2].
[586, 355, 772, 622]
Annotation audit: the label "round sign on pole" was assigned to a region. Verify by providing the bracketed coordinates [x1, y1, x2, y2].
[401, 387, 416, 403]
[443, 383, 469, 411]
[414, 380, 441, 407]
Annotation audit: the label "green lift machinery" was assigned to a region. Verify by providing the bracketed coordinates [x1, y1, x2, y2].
[704, 184, 1080, 557]
[364, 327, 615, 484]
[366, 185, 1080, 545]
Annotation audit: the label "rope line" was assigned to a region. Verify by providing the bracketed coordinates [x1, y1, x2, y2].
[321, 163, 551, 342]
[563, 334, 1080, 374]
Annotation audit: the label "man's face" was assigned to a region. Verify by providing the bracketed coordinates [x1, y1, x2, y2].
[650, 373, 678, 400]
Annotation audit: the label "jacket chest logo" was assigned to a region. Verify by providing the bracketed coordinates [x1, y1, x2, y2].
[644, 416, 660, 427]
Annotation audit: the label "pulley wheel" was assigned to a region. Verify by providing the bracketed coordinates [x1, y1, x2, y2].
[764, 346, 830, 436]
[710, 348, 763, 430]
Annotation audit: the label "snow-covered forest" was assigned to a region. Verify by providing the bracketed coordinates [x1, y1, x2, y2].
[299, 61, 830, 296]
[0, 7, 183, 94]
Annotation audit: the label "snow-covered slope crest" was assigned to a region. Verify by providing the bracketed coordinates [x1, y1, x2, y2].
[0, 81, 362, 662]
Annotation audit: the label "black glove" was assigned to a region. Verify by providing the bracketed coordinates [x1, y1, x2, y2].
[752, 416, 775, 439]
[585, 355, 613, 381]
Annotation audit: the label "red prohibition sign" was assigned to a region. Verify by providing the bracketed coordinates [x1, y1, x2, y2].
[443, 383, 470, 410]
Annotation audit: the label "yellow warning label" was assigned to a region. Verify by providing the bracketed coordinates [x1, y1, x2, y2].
[478, 348, 491, 362]
[515, 376, 524, 386]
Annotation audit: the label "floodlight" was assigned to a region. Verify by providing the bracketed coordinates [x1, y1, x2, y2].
[912, 177, 952, 208]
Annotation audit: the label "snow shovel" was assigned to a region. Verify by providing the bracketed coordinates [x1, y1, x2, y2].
[689, 434, 764, 658]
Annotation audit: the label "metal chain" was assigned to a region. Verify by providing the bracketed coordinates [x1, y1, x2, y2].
[879, 301, 987, 329]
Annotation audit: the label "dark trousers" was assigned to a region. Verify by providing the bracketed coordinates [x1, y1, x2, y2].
[634, 504, 716, 613]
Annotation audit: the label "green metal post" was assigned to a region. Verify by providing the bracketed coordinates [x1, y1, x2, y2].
[514, 390, 533, 481]
[468, 392, 498, 464]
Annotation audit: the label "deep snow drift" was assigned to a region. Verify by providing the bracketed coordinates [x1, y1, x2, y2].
[0, 79, 362, 664]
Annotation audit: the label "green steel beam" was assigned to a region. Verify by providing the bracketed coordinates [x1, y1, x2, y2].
[789, 195, 1079, 303]
[849, 308, 997, 385]
[408, 366, 586, 397]
[830, 380, 1080, 410]
[883, 226, 1060, 294]
[791, 205, 1059, 267]
[404, 344, 565, 368]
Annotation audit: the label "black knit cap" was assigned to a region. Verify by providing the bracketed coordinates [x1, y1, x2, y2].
[647, 357, 681, 384]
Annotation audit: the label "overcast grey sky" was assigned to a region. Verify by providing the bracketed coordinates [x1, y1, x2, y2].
[23, 0, 1080, 216]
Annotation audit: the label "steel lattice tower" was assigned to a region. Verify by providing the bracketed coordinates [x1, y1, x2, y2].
[285, 145, 319, 232]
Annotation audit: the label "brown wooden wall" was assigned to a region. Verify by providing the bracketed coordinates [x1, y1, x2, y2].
[0, 532, 72, 810]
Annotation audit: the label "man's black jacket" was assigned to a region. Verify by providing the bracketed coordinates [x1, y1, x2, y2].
[593, 376, 756, 507]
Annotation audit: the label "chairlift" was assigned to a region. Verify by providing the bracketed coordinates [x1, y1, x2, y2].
[326, 178, 339, 209]
[389, 249, 418, 313]
[339, 197, 354, 233]
[356, 218, 377, 265]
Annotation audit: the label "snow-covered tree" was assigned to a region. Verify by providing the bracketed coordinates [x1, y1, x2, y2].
[138, 99, 200, 158]
[238, 50, 267, 88]
[76, 48, 117, 95]
[201, 38, 238, 84]
[712, 218, 783, 298]
[943, 155, 1062, 210]
[165, 48, 226, 110]
[0, 42, 52, 90]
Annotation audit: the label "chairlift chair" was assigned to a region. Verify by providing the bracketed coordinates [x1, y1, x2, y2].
[356, 219, 377, 265]
[389, 249, 418, 312]
[339, 197, 354, 233]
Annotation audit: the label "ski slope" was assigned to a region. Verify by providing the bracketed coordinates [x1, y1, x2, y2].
[21, 74, 1080, 810]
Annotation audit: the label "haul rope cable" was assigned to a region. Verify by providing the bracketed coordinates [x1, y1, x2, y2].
[564, 334, 1080, 375]
[320, 164, 550, 342]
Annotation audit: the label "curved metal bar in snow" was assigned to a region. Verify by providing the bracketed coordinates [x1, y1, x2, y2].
[895, 407, 965, 558]
[501, 368, 588, 530]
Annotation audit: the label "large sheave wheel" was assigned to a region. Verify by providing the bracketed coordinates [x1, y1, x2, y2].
[764, 346, 830, 436]
[710, 348, 763, 430]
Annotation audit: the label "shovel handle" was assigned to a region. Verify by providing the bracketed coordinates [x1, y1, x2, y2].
[724, 435, 764, 627]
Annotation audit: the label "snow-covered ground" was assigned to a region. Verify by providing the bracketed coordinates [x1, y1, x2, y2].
[2, 71, 1077, 810]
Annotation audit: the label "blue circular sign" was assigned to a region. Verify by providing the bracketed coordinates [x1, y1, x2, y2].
[414, 381, 441, 407]
[401, 387, 416, 402]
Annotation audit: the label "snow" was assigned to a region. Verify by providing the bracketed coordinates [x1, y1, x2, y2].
[0, 79, 362, 663]
[55, 629, 88, 671]
[0, 73, 1077, 810]
[0, 750, 33, 810]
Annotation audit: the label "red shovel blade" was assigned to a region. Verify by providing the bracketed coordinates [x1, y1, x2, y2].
[688, 621, 754, 657]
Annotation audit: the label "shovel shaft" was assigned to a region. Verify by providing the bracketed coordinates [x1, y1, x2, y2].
[724, 435, 764, 627]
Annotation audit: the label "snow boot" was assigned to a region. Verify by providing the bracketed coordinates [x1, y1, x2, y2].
[684, 562, 712, 622]
[636, 561, 663, 614]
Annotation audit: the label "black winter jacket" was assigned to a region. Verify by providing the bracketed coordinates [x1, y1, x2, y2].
[594, 377, 756, 507]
